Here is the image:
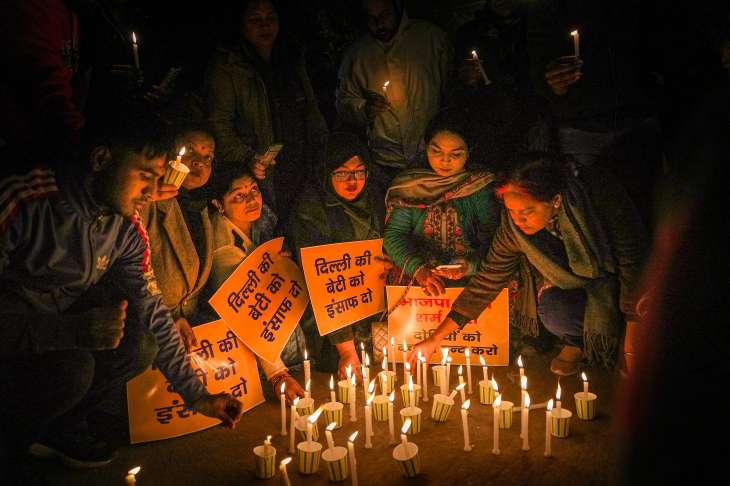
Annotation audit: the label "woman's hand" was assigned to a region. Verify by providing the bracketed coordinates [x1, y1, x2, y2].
[406, 335, 441, 371]
[175, 317, 198, 353]
[272, 374, 305, 403]
[415, 266, 445, 296]
[335, 340, 362, 383]
[192, 392, 243, 429]
[153, 182, 179, 201]
[432, 258, 469, 281]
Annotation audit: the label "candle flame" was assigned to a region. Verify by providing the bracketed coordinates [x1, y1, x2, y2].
[329, 375, 334, 390]
[390, 336, 395, 345]
[383, 80, 390, 89]
[547, 399, 554, 411]
[178, 146, 186, 157]
[517, 355, 524, 368]
[524, 392, 531, 408]
[458, 365, 463, 376]
[389, 391, 395, 402]
[491, 378, 499, 392]
[305, 379, 310, 391]
[131, 32, 137, 44]
[308, 407, 323, 424]
[367, 393, 375, 405]
[128, 466, 141, 476]
[408, 376, 414, 391]
[480, 356, 486, 367]
[346, 364, 352, 379]
[494, 395, 502, 407]
[293, 397, 300, 406]
[267, 434, 272, 441]
[556, 383, 562, 400]
[417, 349, 423, 360]
[571, 30, 578, 36]
[401, 418, 412, 434]
[465, 348, 470, 358]
[349, 431, 359, 442]
[280, 382, 286, 394]
[382, 357, 387, 371]
[360, 342, 364, 350]
[368, 380, 376, 394]
[447, 356, 452, 363]
[463, 399, 471, 410]
[383, 346, 388, 357]
[304, 349, 308, 360]
[361, 366, 367, 378]
[581, 372, 588, 382]
[441, 348, 449, 359]
[456, 382, 466, 391]
[350, 374, 356, 386]
[281, 457, 292, 466]
[327, 422, 337, 432]
[365, 353, 370, 366]
[521, 375, 527, 390]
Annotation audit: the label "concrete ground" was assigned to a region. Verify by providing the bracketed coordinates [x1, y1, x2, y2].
[38, 353, 623, 486]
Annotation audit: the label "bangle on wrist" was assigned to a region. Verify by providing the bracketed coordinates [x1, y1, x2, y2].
[270, 372, 290, 387]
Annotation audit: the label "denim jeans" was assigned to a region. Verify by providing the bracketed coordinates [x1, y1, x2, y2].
[537, 286, 587, 348]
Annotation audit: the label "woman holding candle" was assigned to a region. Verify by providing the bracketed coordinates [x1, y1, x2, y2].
[383, 109, 501, 295]
[408, 153, 646, 375]
[291, 132, 388, 382]
[205, 0, 327, 217]
[201, 163, 305, 401]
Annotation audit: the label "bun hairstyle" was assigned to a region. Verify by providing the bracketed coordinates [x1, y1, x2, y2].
[494, 152, 568, 202]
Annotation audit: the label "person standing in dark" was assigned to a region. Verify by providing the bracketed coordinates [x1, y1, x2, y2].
[205, 0, 328, 219]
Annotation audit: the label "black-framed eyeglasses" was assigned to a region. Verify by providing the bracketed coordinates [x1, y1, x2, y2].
[332, 169, 368, 182]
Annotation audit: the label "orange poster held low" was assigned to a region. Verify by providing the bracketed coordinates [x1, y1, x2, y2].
[209, 237, 309, 364]
[127, 320, 265, 444]
[300, 239, 386, 336]
[386, 286, 509, 366]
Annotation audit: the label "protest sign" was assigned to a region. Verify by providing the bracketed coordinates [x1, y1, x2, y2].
[386, 286, 509, 366]
[210, 237, 309, 363]
[127, 320, 265, 444]
[300, 239, 385, 335]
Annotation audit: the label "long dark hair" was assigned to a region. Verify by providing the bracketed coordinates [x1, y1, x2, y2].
[494, 152, 568, 202]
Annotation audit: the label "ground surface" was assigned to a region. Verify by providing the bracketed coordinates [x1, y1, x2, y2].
[39, 353, 622, 485]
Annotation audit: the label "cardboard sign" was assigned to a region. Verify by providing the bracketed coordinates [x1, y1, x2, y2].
[209, 237, 309, 363]
[386, 286, 509, 366]
[300, 239, 385, 335]
[127, 320, 265, 444]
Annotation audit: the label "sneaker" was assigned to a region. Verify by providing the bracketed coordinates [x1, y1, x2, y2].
[28, 431, 116, 469]
[549, 345, 584, 376]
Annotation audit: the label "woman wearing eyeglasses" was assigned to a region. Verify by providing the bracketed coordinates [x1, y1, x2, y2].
[290, 132, 386, 381]
[383, 109, 501, 295]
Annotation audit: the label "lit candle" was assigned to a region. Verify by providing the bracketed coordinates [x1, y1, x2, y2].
[405, 361, 411, 388]
[346, 363, 352, 381]
[382, 80, 390, 101]
[450, 382, 465, 402]
[305, 378, 311, 400]
[175, 146, 186, 168]
[387, 391, 396, 444]
[131, 32, 140, 70]
[440, 349, 448, 395]
[416, 350, 423, 389]
[367, 380, 376, 438]
[330, 375, 336, 402]
[390, 337, 397, 376]
[348, 431, 359, 486]
[325, 422, 337, 451]
[401, 418, 412, 449]
[360, 342, 366, 365]
[264, 434, 273, 455]
[458, 366, 465, 403]
[289, 397, 299, 453]
[349, 374, 357, 422]
[582, 372, 589, 395]
[571, 30, 580, 58]
[545, 399, 553, 457]
[380, 357, 388, 394]
[279, 457, 292, 486]
[306, 407, 323, 447]
[420, 356, 429, 402]
[521, 392, 531, 451]
[383, 346, 388, 372]
[304, 349, 311, 387]
[125, 466, 141, 485]
[518, 355, 525, 410]
[402, 339, 408, 384]
[365, 353, 371, 385]
[365, 393, 374, 448]
[408, 376, 415, 406]
[470, 49, 491, 86]
[492, 394, 502, 455]
[361, 365, 369, 396]
[480, 356, 488, 382]
[519, 375, 527, 439]
[556, 383, 562, 416]
[461, 400, 472, 452]
[446, 356, 452, 391]
[465, 348, 473, 395]
[280, 382, 287, 436]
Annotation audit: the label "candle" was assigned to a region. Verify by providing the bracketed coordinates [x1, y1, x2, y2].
[346, 363, 352, 381]
[465, 348, 473, 395]
[348, 431, 359, 486]
[446, 356, 452, 391]
[470, 49, 491, 86]
[306, 407, 323, 446]
[390, 337, 396, 375]
[492, 394, 502, 455]
[408, 376, 416, 406]
[280, 382, 287, 436]
[545, 399, 553, 457]
[556, 383, 562, 416]
[405, 361, 411, 388]
[450, 382, 465, 401]
[289, 397, 299, 453]
[304, 349, 311, 387]
[521, 392, 531, 451]
[402, 339, 408, 384]
[279, 457, 292, 486]
[458, 366, 465, 403]
[365, 353, 371, 383]
[461, 400, 472, 452]
[365, 393, 374, 448]
[479, 356, 488, 382]
[383, 346, 388, 371]
[582, 372, 589, 395]
[416, 350, 423, 389]
[382, 80, 390, 101]
[361, 365, 369, 396]
[360, 342, 366, 364]
[349, 374, 357, 422]
[440, 349, 448, 395]
[330, 375, 336, 402]
[125, 466, 140, 485]
[380, 357, 388, 394]
[305, 378, 311, 400]
[519, 375, 527, 439]
[420, 356, 429, 402]
[325, 422, 337, 450]
[571, 30, 580, 58]
[175, 146, 186, 168]
[387, 391, 396, 444]
[401, 418, 412, 449]
[264, 434, 273, 455]
[518, 355, 525, 414]
[131, 32, 140, 70]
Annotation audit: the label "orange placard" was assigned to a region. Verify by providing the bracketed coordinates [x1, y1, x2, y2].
[209, 237, 309, 363]
[386, 286, 509, 366]
[299, 239, 385, 336]
[127, 320, 265, 444]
